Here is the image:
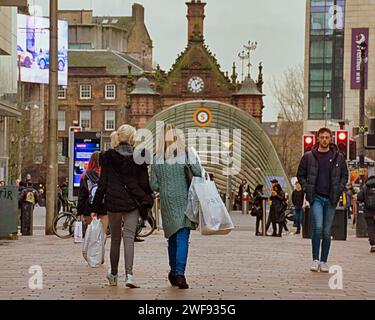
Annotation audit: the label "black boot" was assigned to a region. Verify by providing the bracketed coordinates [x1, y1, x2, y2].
[175, 275, 189, 289]
[168, 272, 178, 287]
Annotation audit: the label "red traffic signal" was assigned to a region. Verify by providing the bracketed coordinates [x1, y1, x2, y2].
[303, 135, 315, 154]
[336, 131, 348, 160]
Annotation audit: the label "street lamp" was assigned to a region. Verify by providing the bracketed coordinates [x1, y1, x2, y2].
[323, 92, 330, 127]
[222, 140, 233, 211]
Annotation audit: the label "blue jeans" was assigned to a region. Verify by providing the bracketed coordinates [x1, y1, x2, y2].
[294, 208, 303, 232]
[310, 195, 336, 262]
[168, 228, 190, 276]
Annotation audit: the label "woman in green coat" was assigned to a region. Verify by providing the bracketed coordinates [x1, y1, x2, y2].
[151, 124, 202, 289]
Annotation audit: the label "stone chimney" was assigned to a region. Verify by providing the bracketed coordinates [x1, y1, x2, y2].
[132, 3, 145, 23]
[186, 0, 206, 43]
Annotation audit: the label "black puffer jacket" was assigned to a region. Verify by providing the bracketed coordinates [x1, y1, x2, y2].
[297, 144, 348, 206]
[357, 176, 375, 218]
[92, 143, 153, 214]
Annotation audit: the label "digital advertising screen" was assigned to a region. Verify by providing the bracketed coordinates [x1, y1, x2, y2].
[73, 138, 101, 188]
[17, 14, 68, 85]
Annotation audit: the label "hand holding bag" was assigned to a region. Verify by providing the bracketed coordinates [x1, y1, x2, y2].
[74, 220, 83, 243]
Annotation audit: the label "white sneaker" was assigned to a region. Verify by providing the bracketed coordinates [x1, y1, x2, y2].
[310, 260, 320, 272]
[106, 271, 118, 286]
[125, 274, 140, 288]
[320, 262, 330, 273]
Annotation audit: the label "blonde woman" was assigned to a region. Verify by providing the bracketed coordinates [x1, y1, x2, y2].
[92, 124, 153, 288]
[151, 124, 202, 289]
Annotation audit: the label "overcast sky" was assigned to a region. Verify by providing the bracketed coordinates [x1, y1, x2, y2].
[29, 0, 306, 121]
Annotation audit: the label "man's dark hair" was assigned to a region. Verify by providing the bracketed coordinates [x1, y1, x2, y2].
[317, 127, 333, 136]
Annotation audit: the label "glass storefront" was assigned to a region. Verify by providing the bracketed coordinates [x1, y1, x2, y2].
[308, 0, 345, 120]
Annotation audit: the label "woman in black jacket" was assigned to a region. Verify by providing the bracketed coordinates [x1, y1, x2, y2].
[92, 125, 153, 289]
[77, 151, 107, 235]
[252, 184, 264, 236]
[269, 183, 285, 237]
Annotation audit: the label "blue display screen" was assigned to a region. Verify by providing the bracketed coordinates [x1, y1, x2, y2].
[73, 139, 100, 187]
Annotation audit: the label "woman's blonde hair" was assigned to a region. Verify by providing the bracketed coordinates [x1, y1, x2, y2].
[156, 123, 186, 159]
[110, 124, 137, 149]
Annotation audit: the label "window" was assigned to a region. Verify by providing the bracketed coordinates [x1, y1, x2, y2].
[105, 84, 116, 100]
[58, 86, 67, 99]
[80, 110, 91, 129]
[80, 84, 91, 99]
[57, 142, 66, 164]
[58, 111, 66, 131]
[105, 111, 116, 131]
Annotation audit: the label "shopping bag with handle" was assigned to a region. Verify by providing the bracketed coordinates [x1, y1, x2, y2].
[82, 218, 105, 267]
[74, 220, 83, 243]
[194, 180, 234, 235]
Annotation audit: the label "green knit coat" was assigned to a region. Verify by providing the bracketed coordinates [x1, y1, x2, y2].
[150, 151, 202, 239]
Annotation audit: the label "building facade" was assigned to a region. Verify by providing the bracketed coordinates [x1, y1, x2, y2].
[0, 5, 21, 183]
[58, 3, 153, 70]
[304, 0, 375, 134]
[128, 0, 266, 129]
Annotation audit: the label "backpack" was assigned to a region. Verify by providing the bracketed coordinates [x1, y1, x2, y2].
[87, 178, 98, 205]
[364, 186, 375, 211]
[25, 189, 35, 204]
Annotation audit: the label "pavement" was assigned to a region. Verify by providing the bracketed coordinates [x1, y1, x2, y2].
[0, 212, 374, 300]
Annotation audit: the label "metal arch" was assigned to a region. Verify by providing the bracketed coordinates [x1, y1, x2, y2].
[141, 100, 292, 195]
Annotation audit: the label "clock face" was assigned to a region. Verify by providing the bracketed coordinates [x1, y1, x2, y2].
[187, 76, 205, 93]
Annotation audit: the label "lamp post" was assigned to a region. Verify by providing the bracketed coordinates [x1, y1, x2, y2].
[359, 40, 367, 185]
[223, 141, 233, 211]
[45, 0, 58, 235]
[323, 92, 330, 128]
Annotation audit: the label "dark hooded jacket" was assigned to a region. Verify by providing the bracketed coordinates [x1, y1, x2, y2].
[357, 176, 375, 218]
[92, 143, 153, 214]
[297, 143, 349, 206]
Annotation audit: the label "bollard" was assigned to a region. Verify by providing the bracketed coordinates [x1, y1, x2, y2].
[242, 192, 249, 214]
[21, 202, 34, 236]
[262, 198, 267, 236]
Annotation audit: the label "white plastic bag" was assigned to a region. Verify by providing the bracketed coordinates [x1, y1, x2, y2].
[185, 176, 206, 223]
[82, 218, 105, 267]
[194, 180, 234, 235]
[74, 220, 83, 243]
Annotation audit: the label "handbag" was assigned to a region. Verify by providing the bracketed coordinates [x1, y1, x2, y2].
[250, 206, 261, 217]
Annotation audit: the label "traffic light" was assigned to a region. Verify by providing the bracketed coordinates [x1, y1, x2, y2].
[303, 135, 315, 154]
[349, 140, 357, 161]
[336, 131, 348, 160]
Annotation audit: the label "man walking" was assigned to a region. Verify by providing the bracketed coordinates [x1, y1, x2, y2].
[297, 128, 348, 272]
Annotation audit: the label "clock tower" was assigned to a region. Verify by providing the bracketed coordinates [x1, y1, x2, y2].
[132, 0, 265, 125]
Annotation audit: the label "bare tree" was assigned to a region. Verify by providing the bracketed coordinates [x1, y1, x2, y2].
[270, 64, 304, 122]
[269, 64, 305, 178]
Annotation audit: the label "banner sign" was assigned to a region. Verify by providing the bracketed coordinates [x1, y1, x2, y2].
[351, 28, 369, 89]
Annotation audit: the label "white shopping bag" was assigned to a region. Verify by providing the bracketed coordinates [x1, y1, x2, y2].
[74, 220, 83, 243]
[82, 218, 105, 268]
[194, 180, 234, 235]
[185, 176, 206, 223]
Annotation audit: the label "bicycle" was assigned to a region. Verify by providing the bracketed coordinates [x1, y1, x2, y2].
[136, 214, 156, 238]
[52, 200, 82, 239]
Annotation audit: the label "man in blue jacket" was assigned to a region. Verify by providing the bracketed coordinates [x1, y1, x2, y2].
[297, 128, 348, 272]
